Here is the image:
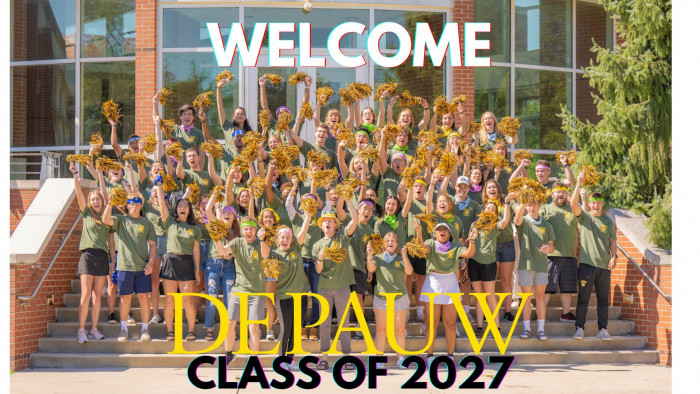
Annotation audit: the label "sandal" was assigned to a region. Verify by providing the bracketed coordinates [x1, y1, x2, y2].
[475, 327, 483, 337]
[317, 360, 329, 370]
[520, 330, 531, 339]
[538, 331, 548, 341]
[205, 331, 215, 341]
[343, 363, 355, 371]
[186, 331, 196, 341]
[166, 331, 175, 341]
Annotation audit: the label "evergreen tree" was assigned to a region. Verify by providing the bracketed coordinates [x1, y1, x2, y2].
[559, 0, 671, 249]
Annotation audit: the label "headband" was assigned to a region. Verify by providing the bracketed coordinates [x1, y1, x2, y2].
[126, 197, 143, 205]
[391, 153, 407, 162]
[277, 228, 293, 236]
[355, 130, 370, 139]
[415, 179, 427, 187]
[222, 206, 236, 214]
[552, 186, 568, 192]
[240, 220, 257, 229]
[449, 132, 461, 139]
[232, 129, 245, 138]
[589, 196, 605, 202]
[358, 200, 375, 209]
[127, 136, 140, 144]
[153, 174, 163, 186]
[535, 164, 550, 171]
[276, 106, 290, 117]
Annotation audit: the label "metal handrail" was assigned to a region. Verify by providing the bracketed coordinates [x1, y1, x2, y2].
[17, 214, 81, 305]
[617, 244, 672, 303]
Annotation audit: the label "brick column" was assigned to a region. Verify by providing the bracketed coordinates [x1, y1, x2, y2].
[135, 0, 157, 135]
[452, 0, 475, 127]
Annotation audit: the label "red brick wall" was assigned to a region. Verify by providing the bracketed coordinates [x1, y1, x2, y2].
[9, 190, 88, 371]
[610, 231, 672, 366]
[135, 0, 157, 135]
[453, 0, 475, 126]
[10, 188, 39, 234]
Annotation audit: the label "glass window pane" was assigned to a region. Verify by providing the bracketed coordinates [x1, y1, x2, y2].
[163, 7, 239, 48]
[244, 8, 368, 49]
[515, 0, 572, 67]
[474, 66, 510, 121]
[576, 0, 610, 69]
[374, 10, 445, 51]
[11, 0, 76, 61]
[81, 62, 135, 147]
[475, 0, 510, 63]
[11, 64, 76, 147]
[81, 0, 136, 57]
[162, 52, 239, 140]
[514, 68, 571, 150]
[576, 73, 601, 124]
[375, 63, 445, 123]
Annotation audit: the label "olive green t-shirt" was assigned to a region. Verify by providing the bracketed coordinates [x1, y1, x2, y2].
[372, 254, 407, 300]
[312, 231, 356, 291]
[111, 214, 156, 271]
[226, 237, 265, 293]
[469, 223, 501, 265]
[142, 202, 167, 236]
[301, 141, 336, 171]
[379, 169, 402, 200]
[496, 201, 516, 245]
[516, 216, 555, 273]
[172, 124, 205, 152]
[406, 198, 431, 240]
[292, 211, 323, 260]
[435, 214, 465, 241]
[271, 240, 310, 300]
[540, 202, 578, 258]
[425, 239, 467, 274]
[467, 190, 483, 206]
[161, 215, 202, 255]
[79, 207, 110, 253]
[374, 214, 408, 248]
[198, 222, 211, 243]
[576, 210, 616, 269]
[181, 169, 215, 197]
[347, 221, 374, 273]
[209, 228, 234, 259]
[451, 196, 481, 233]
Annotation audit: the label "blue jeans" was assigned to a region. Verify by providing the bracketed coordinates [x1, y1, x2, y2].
[302, 259, 320, 327]
[204, 258, 236, 329]
[199, 241, 211, 270]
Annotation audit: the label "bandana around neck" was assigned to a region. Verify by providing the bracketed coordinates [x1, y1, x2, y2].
[470, 184, 482, 193]
[457, 197, 471, 210]
[384, 251, 397, 263]
[384, 214, 397, 230]
[436, 240, 452, 253]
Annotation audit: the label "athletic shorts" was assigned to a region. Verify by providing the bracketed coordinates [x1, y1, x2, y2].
[373, 294, 410, 311]
[160, 254, 196, 281]
[117, 270, 152, 295]
[545, 256, 578, 294]
[420, 272, 461, 305]
[350, 269, 368, 295]
[467, 259, 497, 282]
[518, 269, 548, 287]
[496, 241, 516, 263]
[409, 255, 427, 276]
[227, 294, 266, 322]
[77, 248, 110, 276]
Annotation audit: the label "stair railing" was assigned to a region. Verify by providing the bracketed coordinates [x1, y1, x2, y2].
[617, 244, 672, 303]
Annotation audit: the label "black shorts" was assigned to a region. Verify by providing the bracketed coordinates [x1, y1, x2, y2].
[545, 256, 578, 294]
[77, 249, 110, 276]
[409, 255, 427, 276]
[160, 253, 196, 281]
[467, 259, 497, 282]
[350, 269, 368, 295]
[496, 241, 516, 263]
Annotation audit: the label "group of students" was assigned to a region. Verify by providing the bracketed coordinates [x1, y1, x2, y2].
[71, 74, 619, 370]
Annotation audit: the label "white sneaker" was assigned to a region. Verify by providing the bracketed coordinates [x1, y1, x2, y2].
[266, 330, 276, 341]
[456, 327, 461, 338]
[573, 327, 584, 340]
[140, 326, 151, 341]
[397, 356, 407, 369]
[597, 328, 611, 340]
[77, 329, 88, 344]
[416, 307, 425, 322]
[118, 327, 128, 342]
[89, 328, 105, 340]
[426, 355, 436, 367]
[127, 313, 136, 325]
[420, 324, 425, 336]
[149, 314, 162, 324]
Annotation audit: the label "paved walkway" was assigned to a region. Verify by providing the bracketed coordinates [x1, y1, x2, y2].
[11, 363, 670, 393]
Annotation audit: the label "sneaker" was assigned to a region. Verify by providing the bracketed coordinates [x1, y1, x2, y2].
[332, 317, 338, 325]
[560, 312, 576, 322]
[308, 327, 318, 341]
[573, 327, 584, 340]
[127, 313, 136, 325]
[301, 327, 309, 340]
[538, 331, 548, 341]
[416, 307, 425, 322]
[280, 362, 294, 371]
[426, 355, 436, 367]
[420, 324, 425, 336]
[77, 329, 88, 344]
[89, 328, 105, 340]
[149, 314, 162, 324]
[354, 331, 364, 339]
[597, 328, 611, 340]
[397, 356, 407, 369]
[455, 327, 461, 338]
[140, 326, 151, 341]
[107, 312, 117, 324]
[511, 298, 520, 309]
[266, 330, 276, 341]
[475, 327, 484, 337]
[226, 353, 236, 367]
[502, 312, 515, 322]
[118, 327, 128, 342]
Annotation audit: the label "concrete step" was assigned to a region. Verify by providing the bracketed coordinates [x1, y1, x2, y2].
[47, 319, 635, 339]
[37, 335, 647, 354]
[30, 348, 660, 368]
[55, 305, 621, 323]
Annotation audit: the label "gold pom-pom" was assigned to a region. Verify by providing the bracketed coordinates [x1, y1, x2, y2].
[470, 146, 486, 166]
[507, 176, 528, 194]
[265, 74, 283, 86]
[123, 151, 149, 168]
[95, 156, 122, 172]
[159, 118, 176, 138]
[200, 140, 223, 159]
[212, 185, 226, 203]
[206, 219, 229, 242]
[66, 154, 93, 167]
[270, 147, 292, 173]
[259, 110, 272, 131]
[434, 95, 457, 115]
[509, 177, 548, 204]
[437, 152, 459, 175]
[300, 196, 319, 217]
[215, 70, 234, 84]
[414, 213, 437, 233]
[580, 165, 600, 187]
[474, 210, 499, 233]
[316, 86, 334, 106]
[288, 72, 309, 86]
[240, 144, 258, 165]
[401, 165, 422, 188]
[513, 149, 534, 165]
[276, 111, 291, 133]
[323, 242, 348, 264]
[417, 129, 442, 147]
[261, 226, 279, 248]
[452, 95, 467, 104]
[142, 132, 157, 154]
[240, 131, 266, 162]
[312, 168, 339, 186]
[333, 123, 355, 149]
[374, 81, 398, 101]
[350, 82, 373, 99]
[300, 102, 314, 120]
[193, 91, 214, 110]
[230, 157, 248, 172]
[160, 171, 179, 192]
[468, 122, 481, 137]
[261, 258, 282, 279]
[397, 90, 423, 108]
[338, 86, 358, 106]
[376, 124, 402, 146]
[556, 150, 578, 167]
[166, 141, 184, 159]
[186, 182, 200, 205]
[497, 116, 521, 139]
[157, 88, 172, 106]
[247, 177, 265, 199]
[101, 99, 123, 124]
[406, 237, 428, 258]
[281, 144, 301, 161]
[358, 146, 379, 162]
[306, 149, 330, 168]
[109, 186, 127, 207]
[483, 150, 510, 169]
[336, 173, 364, 199]
[90, 134, 103, 155]
[369, 233, 384, 254]
[284, 166, 308, 182]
